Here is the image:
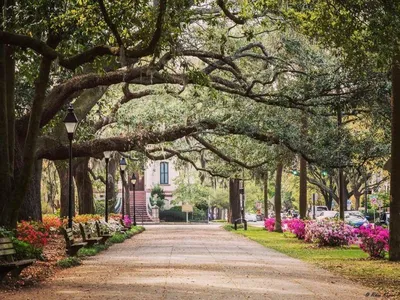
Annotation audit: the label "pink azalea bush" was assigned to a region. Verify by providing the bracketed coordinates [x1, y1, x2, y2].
[123, 215, 132, 227]
[264, 218, 306, 239]
[305, 219, 356, 247]
[264, 218, 275, 232]
[356, 225, 389, 258]
[286, 219, 306, 239]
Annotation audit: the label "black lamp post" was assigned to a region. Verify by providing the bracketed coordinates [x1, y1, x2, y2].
[131, 173, 137, 226]
[119, 157, 127, 217]
[104, 151, 112, 222]
[63, 103, 78, 228]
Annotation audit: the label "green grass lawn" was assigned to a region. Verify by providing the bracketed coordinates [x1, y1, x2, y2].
[225, 224, 400, 298]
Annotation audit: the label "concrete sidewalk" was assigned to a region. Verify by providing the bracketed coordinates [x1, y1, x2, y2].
[5, 224, 378, 299]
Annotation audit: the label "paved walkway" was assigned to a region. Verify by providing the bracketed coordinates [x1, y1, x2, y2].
[6, 225, 376, 300]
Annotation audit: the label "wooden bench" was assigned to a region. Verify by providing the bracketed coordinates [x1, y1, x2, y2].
[61, 227, 87, 256]
[0, 237, 35, 281]
[95, 221, 113, 243]
[79, 223, 102, 246]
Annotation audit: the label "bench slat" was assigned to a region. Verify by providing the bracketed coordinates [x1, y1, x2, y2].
[86, 237, 102, 241]
[0, 238, 12, 244]
[71, 242, 87, 247]
[0, 259, 35, 267]
[0, 249, 16, 256]
[0, 243, 14, 250]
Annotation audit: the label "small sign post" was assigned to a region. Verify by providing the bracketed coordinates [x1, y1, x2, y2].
[182, 204, 193, 223]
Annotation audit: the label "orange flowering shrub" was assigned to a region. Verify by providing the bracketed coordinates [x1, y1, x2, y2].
[42, 214, 62, 232]
[17, 221, 48, 249]
[109, 213, 122, 221]
[73, 214, 102, 223]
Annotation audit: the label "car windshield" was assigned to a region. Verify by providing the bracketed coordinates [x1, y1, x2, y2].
[345, 211, 364, 219]
[323, 211, 337, 217]
[317, 207, 328, 211]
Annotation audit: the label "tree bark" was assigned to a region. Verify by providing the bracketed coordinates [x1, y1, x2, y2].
[274, 162, 283, 232]
[390, 55, 400, 261]
[354, 188, 362, 210]
[299, 156, 307, 219]
[328, 175, 334, 210]
[56, 161, 75, 218]
[229, 178, 240, 223]
[299, 113, 308, 219]
[11, 50, 55, 226]
[337, 106, 345, 220]
[263, 172, 268, 218]
[5, 1, 15, 172]
[125, 177, 130, 218]
[18, 159, 42, 221]
[0, 31, 11, 227]
[107, 157, 118, 214]
[74, 158, 94, 214]
[121, 170, 130, 217]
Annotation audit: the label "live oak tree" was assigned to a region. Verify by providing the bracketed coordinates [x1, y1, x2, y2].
[281, 0, 400, 260]
[0, 0, 391, 233]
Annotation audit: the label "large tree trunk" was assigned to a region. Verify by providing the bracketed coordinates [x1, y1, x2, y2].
[0, 34, 11, 227]
[390, 56, 400, 261]
[107, 157, 118, 214]
[328, 175, 334, 210]
[18, 159, 43, 221]
[121, 170, 130, 217]
[263, 172, 268, 218]
[125, 178, 130, 218]
[11, 52, 54, 226]
[74, 158, 94, 214]
[229, 178, 240, 223]
[299, 156, 307, 219]
[274, 162, 283, 233]
[354, 188, 362, 210]
[337, 105, 345, 219]
[56, 161, 75, 218]
[299, 114, 308, 219]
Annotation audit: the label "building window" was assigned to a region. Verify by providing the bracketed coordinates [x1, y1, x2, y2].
[160, 162, 169, 184]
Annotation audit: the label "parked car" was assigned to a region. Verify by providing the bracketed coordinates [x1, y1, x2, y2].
[245, 214, 258, 222]
[316, 210, 338, 221]
[344, 211, 369, 228]
[308, 206, 329, 218]
[379, 212, 390, 227]
[256, 214, 265, 221]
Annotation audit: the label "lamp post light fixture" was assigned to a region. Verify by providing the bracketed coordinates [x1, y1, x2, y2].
[119, 157, 127, 217]
[63, 103, 78, 228]
[131, 173, 137, 226]
[104, 151, 112, 222]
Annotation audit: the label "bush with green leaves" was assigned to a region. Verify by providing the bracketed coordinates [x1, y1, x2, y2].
[77, 247, 98, 257]
[12, 238, 43, 260]
[150, 185, 166, 209]
[0, 226, 44, 259]
[108, 233, 126, 244]
[0, 226, 14, 238]
[57, 257, 81, 268]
